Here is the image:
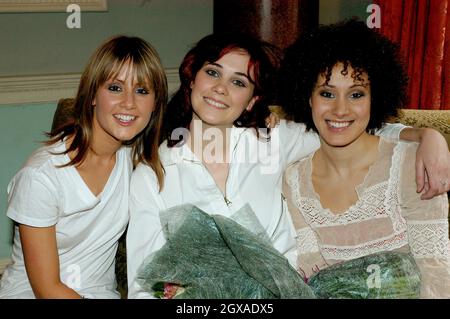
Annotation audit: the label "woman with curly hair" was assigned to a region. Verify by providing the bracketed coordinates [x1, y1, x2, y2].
[280, 19, 450, 298]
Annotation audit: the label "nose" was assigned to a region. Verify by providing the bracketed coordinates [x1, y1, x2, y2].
[212, 80, 228, 95]
[332, 96, 350, 116]
[121, 90, 136, 109]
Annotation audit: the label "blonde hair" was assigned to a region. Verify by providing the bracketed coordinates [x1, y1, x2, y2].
[48, 35, 167, 189]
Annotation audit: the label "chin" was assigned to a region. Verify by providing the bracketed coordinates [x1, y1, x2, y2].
[197, 116, 231, 127]
[113, 130, 140, 142]
[321, 136, 356, 148]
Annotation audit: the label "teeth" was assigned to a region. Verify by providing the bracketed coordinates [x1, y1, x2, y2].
[204, 97, 227, 109]
[114, 114, 136, 122]
[327, 121, 351, 128]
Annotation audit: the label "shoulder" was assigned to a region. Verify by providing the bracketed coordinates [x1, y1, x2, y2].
[157, 140, 183, 166]
[9, 142, 66, 189]
[131, 162, 159, 190]
[285, 153, 311, 176]
[273, 120, 309, 137]
[23, 140, 67, 171]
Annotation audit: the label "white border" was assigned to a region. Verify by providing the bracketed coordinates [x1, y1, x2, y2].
[0, 0, 107, 12]
[0, 258, 11, 276]
[0, 68, 180, 105]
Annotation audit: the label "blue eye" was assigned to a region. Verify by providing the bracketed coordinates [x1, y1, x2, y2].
[108, 84, 122, 92]
[319, 91, 334, 98]
[205, 69, 219, 78]
[232, 79, 246, 88]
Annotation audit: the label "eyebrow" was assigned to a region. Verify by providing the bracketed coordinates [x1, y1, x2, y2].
[317, 83, 369, 88]
[207, 62, 251, 80]
[109, 78, 125, 84]
[107, 78, 149, 87]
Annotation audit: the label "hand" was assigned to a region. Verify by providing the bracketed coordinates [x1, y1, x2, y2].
[415, 128, 450, 199]
[265, 112, 280, 129]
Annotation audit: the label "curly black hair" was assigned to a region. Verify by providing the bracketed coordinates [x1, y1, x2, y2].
[278, 19, 408, 132]
[163, 33, 281, 146]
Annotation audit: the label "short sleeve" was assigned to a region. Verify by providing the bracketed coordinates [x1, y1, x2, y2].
[6, 168, 59, 227]
[398, 143, 450, 298]
[374, 123, 408, 140]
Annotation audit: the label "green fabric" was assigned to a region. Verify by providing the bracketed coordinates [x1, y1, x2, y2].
[136, 204, 315, 299]
[308, 251, 421, 299]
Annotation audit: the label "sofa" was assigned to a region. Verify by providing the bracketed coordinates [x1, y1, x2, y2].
[394, 109, 450, 150]
[2, 100, 447, 297]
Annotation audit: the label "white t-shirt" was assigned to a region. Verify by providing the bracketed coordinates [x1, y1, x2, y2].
[126, 120, 404, 298]
[0, 140, 131, 299]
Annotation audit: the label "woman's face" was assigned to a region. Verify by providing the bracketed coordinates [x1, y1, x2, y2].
[92, 62, 155, 144]
[190, 50, 258, 128]
[310, 63, 371, 147]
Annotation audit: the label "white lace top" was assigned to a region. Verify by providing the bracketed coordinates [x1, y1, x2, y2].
[283, 138, 450, 298]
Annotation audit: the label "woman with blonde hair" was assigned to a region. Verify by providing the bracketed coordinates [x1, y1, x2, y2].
[0, 35, 167, 299]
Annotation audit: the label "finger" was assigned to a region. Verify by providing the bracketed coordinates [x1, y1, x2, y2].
[270, 113, 279, 128]
[420, 184, 433, 200]
[415, 158, 425, 193]
[420, 173, 435, 200]
[427, 167, 441, 196]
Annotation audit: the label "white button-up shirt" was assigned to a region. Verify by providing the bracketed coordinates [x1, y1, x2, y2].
[126, 120, 403, 298]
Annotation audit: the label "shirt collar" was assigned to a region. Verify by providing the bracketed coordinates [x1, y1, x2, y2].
[160, 126, 251, 166]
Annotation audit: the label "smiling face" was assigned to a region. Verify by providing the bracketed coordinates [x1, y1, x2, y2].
[310, 63, 371, 147]
[189, 50, 259, 128]
[92, 62, 155, 144]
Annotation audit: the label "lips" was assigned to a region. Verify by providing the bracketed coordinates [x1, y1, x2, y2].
[204, 97, 228, 109]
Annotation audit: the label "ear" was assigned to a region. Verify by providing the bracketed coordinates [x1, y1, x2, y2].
[92, 97, 97, 107]
[190, 81, 194, 89]
[309, 97, 312, 108]
[245, 96, 259, 112]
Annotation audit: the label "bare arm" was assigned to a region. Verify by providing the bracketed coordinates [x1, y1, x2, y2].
[399, 127, 450, 199]
[20, 224, 82, 299]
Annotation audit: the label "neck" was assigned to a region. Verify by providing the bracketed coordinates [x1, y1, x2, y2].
[89, 133, 121, 160]
[314, 133, 379, 177]
[188, 115, 231, 164]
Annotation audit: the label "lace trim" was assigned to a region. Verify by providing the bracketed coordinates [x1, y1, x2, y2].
[286, 143, 413, 262]
[298, 183, 389, 227]
[295, 228, 320, 254]
[385, 142, 407, 233]
[407, 220, 449, 259]
[286, 164, 300, 203]
[321, 231, 408, 261]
